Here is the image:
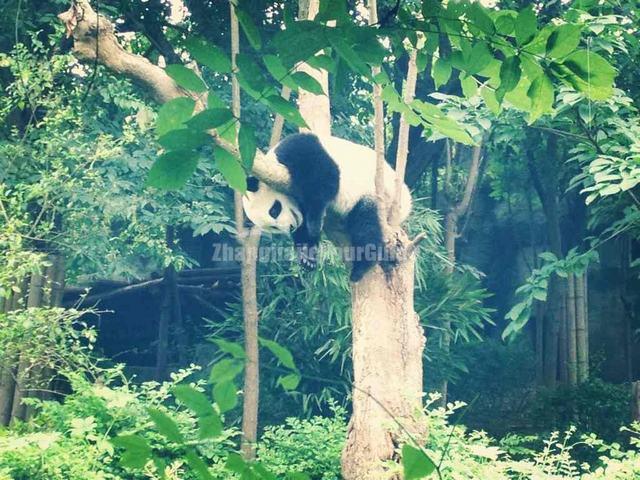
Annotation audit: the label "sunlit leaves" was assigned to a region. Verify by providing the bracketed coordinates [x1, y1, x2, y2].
[214, 146, 247, 192]
[402, 444, 436, 479]
[165, 65, 207, 93]
[557, 50, 617, 100]
[432, 57, 452, 89]
[147, 408, 184, 443]
[546, 24, 581, 59]
[146, 151, 199, 190]
[527, 74, 554, 123]
[172, 385, 223, 439]
[156, 97, 195, 136]
[213, 381, 238, 413]
[290, 72, 325, 95]
[467, 3, 494, 35]
[111, 435, 152, 469]
[271, 21, 327, 67]
[260, 337, 301, 391]
[499, 56, 521, 94]
[515, 7, 537, 46]
[185, 37, 232, 73]
[186, 449, 215, 480]
[211, 338, 246, 359]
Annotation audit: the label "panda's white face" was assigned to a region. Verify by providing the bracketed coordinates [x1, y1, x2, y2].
[242, 177, 303, 234]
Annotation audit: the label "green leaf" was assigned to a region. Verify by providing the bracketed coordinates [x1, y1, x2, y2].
[198, 414, 223, 439]
[214, 147, 247, 192]
[277, 373, 301, 390]
[173, 385, 216, 418]
[225, 453, 247, 474]
[147, 408, 184, 443]
[211, 338, 246, 359]
[238, 123, 257, 169]
[271, 21, 328, 67]
[158, 129, 210, 151]
[237, 53, 267, 93]
[460, 75, 478, 98]
[306, 53, 336, 73]
[264, 54, 297, 89]
[467, 3, 494, 35]
[235, 8, 262, 50]
[499, 56, 521, 93]
[559, 50, 616, 100]
[290, 71, 325, 95]
[185, 449, 215, 480]
[432, 57, 451, 89]
[527, 74, 554, 123]
[156, 97, 195, 136]
[327, 32, 371, 78]
[463, 42, 492, 75]
[186, 108, 234, 131]
[402, 444, 436, 479]
[210, 358, 244, 384]
[213, 381, 238, 413]
[185, 37, 232, 73]
[111, 435, 152, 469]
[494, 13, 515, 35]
[165, 64, 207, 93]
[515, 7, 537, 46]
[480, 86, 501, 115]
[264, 95, 309, 128]
[146, 150, 199, 190]
[259, 338, 296, 370]
[546, 24, 581, 59]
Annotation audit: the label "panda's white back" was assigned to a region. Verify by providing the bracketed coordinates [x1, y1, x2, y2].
[316, 136, 412, 221]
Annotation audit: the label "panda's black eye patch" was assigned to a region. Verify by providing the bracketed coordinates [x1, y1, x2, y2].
[269, 200, 282, 219]
[247, 176, 259, 192]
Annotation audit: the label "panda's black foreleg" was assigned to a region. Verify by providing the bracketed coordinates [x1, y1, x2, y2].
[346, 198, 385, 282]
[292, 220, 320, 271]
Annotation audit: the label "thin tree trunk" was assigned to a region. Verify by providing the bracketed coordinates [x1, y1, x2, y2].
[566, 274, 577, 386]
[558, 300, 568, 385]
[534, 301, 546, 385]
[156, 228, 176, 380]
[575, 271, 588, 382]
[632, 381, 640, 422]
[0, 290, 16, 426]
[12, 271, 45, 422]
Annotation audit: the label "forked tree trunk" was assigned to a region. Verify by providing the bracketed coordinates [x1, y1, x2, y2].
[342, 3, 426, 477]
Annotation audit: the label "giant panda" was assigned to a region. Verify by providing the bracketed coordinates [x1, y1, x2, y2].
[242, 133, 412, 282]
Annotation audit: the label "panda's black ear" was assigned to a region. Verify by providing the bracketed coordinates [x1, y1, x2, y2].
[247, 176, 260, 192]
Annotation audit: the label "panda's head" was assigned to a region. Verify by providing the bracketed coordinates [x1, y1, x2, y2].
[242, 177, 303, 234]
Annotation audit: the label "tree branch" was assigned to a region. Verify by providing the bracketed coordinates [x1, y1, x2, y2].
[58, 0, 291, 192]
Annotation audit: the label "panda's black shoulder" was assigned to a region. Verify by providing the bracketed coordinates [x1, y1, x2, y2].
[273, 134, 339, 194]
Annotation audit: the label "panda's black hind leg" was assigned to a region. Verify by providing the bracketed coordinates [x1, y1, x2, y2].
[346, 197, 385, 282]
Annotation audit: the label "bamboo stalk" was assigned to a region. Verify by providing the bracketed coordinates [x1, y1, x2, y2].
[566, 274, 577, 386]
[575, 271, 588, 382]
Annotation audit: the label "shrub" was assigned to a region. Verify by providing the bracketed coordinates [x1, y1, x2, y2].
[257, 403, 347, 479]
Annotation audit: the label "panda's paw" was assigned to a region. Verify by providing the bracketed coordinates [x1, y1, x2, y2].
[297, 246, 317, 271]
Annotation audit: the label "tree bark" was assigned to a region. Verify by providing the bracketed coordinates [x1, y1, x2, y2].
[11, 271, 45, 422]
[575, 271, 588, 382]
[342, 4, 426, 477]
[566, 274, 577, 386]
[632, 381, 640, 422]
[0, 289, 17, 426]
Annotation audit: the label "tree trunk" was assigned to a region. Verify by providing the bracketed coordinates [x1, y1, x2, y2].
[632, 381, 640, 422]
[342, 5, 426, 476]
[534, 301, 546, 385]
[12, 271, 45, 422]
[566, 274, 577, 386]
[0, 290, 17, 426]
[240, 229, 260, 459]
[575, 271, 588, 382]
[342, 243, 426, 479]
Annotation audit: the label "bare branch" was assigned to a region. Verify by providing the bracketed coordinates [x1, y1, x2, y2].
[390, 46, 418, 225]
